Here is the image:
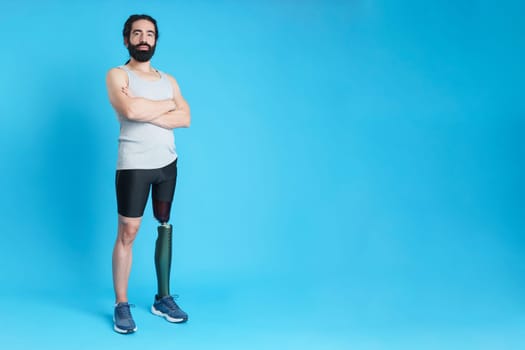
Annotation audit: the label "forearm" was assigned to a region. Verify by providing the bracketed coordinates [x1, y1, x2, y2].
[124, 97, 176, 122]
[149, 108, 191, 129]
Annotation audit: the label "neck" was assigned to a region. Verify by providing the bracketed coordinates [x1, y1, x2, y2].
[127, 59, 152, 73]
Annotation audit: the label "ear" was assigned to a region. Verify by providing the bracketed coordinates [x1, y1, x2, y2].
[124, 37, 129, 48]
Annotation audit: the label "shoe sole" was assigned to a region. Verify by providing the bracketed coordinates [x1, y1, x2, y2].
[113, 318, 137, 334]
[151, 306, 188, 323]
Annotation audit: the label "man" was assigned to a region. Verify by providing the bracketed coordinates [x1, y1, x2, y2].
[106, 14, 191, 334]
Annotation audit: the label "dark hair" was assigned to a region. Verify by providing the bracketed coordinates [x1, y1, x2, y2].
[122, 14, 159, 41]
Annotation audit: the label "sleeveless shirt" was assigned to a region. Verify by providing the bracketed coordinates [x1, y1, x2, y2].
[116, 65, 177, 170]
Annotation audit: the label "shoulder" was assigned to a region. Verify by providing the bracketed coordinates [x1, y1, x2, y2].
[154, 68, 175, 82]
[161, 72, 181, 88]
[107, 66, 128, 79]
[106, 67, 129, 86]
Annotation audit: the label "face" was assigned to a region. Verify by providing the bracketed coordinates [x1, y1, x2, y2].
[126, 19, 157, 62]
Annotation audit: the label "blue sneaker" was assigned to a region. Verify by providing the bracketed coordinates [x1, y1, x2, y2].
[113, 302, 137, 334]
[151, 295, 188, 323]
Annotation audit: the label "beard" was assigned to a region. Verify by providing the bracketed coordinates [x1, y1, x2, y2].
[128, 42, 156, 62]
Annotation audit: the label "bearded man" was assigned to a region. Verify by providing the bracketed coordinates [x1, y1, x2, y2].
[105, 14, 191, 334]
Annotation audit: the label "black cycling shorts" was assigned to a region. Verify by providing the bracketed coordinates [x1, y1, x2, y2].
[115, 159, 177, 218]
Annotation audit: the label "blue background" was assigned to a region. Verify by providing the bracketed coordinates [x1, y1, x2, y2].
[0, 0, 524, 349]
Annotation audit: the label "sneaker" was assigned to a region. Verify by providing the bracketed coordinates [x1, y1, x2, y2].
[151, 295, 188, 323]
[113, 302, 137, 334]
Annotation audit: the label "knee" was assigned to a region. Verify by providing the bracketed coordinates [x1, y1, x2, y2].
[118, 220, 140, 247]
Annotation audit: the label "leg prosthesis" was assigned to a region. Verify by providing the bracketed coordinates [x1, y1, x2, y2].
[155, 223, 172, 298]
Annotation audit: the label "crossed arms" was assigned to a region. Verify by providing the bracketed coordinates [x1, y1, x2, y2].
[106, 68, 191, 129]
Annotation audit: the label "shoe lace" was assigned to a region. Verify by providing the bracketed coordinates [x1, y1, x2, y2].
[117, 303, 135, 319]
[163, 295, 180, 310]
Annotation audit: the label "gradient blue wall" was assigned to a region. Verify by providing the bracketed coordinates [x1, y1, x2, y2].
[0, 1, 524, 349]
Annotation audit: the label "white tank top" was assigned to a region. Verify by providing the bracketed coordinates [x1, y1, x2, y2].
[116, 65, 177, 170]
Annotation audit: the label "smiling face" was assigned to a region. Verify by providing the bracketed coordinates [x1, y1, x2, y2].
[125, 19, 157, 62]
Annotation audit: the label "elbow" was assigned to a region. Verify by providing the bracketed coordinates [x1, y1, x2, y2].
[124, 104, 141, 121]
[121, 99, 145, 121]
[183, 112, 191, 128]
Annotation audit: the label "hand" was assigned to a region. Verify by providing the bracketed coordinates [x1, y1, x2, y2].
[121, 86, 134, 97]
